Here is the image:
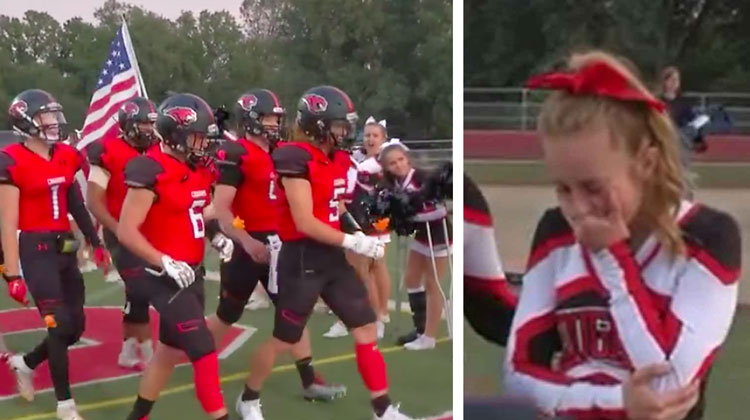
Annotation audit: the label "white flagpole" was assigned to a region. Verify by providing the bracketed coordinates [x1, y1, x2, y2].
[121, 17, 148, 99]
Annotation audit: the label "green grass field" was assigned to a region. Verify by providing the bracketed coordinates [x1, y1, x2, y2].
[0, 242, 452, 420]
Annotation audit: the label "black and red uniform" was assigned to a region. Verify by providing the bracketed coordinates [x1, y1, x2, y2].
[86, 133, 157, 324]
[214, 138, 280, 324]
[271, 141, 376, 343]
[123, 147, 215, 360]
[0, 141, 100, 401]
[398, 168, 452, 257]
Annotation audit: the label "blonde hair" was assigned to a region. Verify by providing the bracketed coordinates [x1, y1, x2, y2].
[538, 50, 686, 255]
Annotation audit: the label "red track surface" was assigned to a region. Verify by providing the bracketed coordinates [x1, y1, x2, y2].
[465, 130, 750, 162]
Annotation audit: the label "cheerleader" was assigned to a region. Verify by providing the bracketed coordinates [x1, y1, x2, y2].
[379, 140, 452, 351]
[504, 50, 738, 420]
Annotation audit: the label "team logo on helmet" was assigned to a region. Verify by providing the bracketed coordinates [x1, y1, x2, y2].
[302, 94, 328, 114]
[121, 102, 140, 118]
[8, 100, 28, 118]
[238, 94, 258, 111]
[163, 106, 197, 126]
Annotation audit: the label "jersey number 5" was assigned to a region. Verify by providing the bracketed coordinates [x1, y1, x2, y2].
[328, 186, 346, 222]
[189, 199, 206, 239]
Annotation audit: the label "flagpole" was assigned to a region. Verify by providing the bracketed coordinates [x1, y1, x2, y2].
[120, 15, 149, 99]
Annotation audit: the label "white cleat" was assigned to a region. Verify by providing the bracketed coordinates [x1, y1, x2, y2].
[404, 334, 436, 351]
[245, 295, 271, 311]
[57, 399, 85, 420]
[117, 338, 140, 369]
[8, 354, 34, 401]
[236, 395, 265, 420]
[375, 404, 414, 420]
[140, 339, 154, 365]
[79, 261, 97, 273]
[376, 320, 385, 340]
[322, 321, 348, 338]
[104, 270, 122, 283]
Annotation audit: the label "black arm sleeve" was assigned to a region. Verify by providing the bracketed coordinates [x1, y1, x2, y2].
[0, 152, 16, 185]
[272, 145, 311, 178]
[85, 140, 106, 168]
[67, 181, 101, 247]
[124, 156, 163, 190]
[215, 141, 246, 187]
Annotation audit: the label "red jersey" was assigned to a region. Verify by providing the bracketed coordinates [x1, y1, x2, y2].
[272, 142, 349, 241]
[215, 138, 279, 232]
[124, 147, 215, 265]
[0, 142, 82, 232]
[86, 133, 157, 220]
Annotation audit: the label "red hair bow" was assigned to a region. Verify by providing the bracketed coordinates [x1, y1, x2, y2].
[526, 61, 666, 113]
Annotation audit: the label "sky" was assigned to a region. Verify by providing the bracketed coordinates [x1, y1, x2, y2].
[0, 0, 244, 23]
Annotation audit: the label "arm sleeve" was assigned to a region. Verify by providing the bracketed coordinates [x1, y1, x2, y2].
[587, 206, 740, 391]
[215, 141, 246, 187]
[85, 140, 106, 168]
[0, 152, 16, 185]
[463, 175, 517, 347]
[124, 156, 163, 191]
[503, 210, 626, 418]
[67, 180, 101, 248]
[272, 145, 311, 179]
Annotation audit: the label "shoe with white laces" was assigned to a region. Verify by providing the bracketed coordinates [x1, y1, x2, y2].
[374, 404, 414, 420]
[117, 338, 140, 369]
[322, 321, 348, 338]
[236, 394, 264, 420]
[8, 354, 34, 401]
[56, 399, 85, 420]
[404, 334, 436, 351]
[104, 270, 122, 283]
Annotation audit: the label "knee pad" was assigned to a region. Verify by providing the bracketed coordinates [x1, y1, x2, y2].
[272, 309, 306, 344]
[215, 293, 245, 325]
[46, 306, 84, 344]
[181, 327, 215, 362]
[123, 299, 150, 324]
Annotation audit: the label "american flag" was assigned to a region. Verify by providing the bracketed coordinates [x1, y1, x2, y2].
[77, 22, 147, 150]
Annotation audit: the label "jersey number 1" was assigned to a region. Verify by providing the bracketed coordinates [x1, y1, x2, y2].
[189, 200, 206, 239]
[50, 184, 61, 220]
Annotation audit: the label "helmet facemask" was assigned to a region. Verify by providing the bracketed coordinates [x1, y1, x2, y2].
[32, 109, 69, 145]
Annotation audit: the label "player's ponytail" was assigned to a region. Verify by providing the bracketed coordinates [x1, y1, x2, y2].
[536, 50, 686, 255]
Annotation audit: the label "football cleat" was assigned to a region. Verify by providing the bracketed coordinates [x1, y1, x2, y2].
[322, 321, 348, 338]
[302, 382, 347, 401]
[8, 354, 34, 401]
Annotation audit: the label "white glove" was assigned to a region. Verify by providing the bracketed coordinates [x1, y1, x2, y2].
[211, 233, 234, 262]
[341, 232, 385, 259]
[160, 255, 195, 289]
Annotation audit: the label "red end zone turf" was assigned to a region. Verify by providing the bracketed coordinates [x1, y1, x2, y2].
[0, 307, 251, 399]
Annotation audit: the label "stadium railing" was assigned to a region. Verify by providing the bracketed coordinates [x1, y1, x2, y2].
[465, 87, 750, 134]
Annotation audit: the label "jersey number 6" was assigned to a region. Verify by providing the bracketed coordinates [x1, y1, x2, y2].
[189, 199, 206, 239]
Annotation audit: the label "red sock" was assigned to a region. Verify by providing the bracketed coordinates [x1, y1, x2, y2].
[355, 342, 388, 392]
[192, 352, 225, 413]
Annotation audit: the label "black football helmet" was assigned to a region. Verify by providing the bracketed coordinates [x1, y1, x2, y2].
[234, 89, 285, 146]
[118, 96, 158, 151]
[156, 93, 217, 165]
[8, 89, 68, 144]
[296, 86, 358, 149]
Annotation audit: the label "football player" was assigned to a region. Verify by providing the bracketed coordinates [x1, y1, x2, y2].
[0, 89, 109, 420]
